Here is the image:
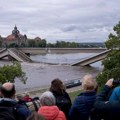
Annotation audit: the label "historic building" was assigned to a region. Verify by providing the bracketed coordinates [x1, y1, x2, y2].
[5, 25, 27, 47]
[0, 25, 45, 48]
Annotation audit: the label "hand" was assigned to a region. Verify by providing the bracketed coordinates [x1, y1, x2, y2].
[105, 78, 114, 87]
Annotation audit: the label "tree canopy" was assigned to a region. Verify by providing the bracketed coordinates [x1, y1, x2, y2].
[96, 21, 120, 87]
[0, 62, 27, 84]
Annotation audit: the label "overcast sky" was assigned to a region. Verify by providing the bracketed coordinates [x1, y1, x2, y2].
[0, 0, 120, 43]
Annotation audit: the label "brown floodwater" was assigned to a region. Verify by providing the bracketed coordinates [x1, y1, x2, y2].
[0, 53, 103, 93]
[15, 62, 102, 93]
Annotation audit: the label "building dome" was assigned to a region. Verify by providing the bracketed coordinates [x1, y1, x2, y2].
[6, 25, 23, 41]
[12, 25, 20, 35]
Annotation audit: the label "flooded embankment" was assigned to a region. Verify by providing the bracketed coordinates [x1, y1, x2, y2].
[0, 53, 103, 95]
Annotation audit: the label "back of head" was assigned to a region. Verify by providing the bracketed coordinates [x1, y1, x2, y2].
[40, 91, 56, 106]
[82, 74, 97, 91]
[16, 94, 24, 101]
[0, 82, 15, 98]
[50, 78, 65, 94]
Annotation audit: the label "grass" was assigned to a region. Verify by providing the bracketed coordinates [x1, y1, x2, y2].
[69, 90, 82, 102]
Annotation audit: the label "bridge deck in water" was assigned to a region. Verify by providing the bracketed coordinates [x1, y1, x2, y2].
[71, 49, 111, 66]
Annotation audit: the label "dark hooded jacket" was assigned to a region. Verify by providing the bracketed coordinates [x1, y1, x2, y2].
[51, 91, 71, 119]
[0, 98, 31, 120]
[93, 85, 120, 120]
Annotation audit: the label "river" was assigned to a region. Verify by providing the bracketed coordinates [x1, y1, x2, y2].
[0, 53, 103, 93]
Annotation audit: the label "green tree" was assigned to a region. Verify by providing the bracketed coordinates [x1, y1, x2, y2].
[0, 62, 27, 84]
[54, 41, 79, 48]
[38, 39, 47, 47]
[8, 43, 18, 48]
[47, 43, 55, 47]
[28, 39, 36, 47]
[96, 21, 120, 87]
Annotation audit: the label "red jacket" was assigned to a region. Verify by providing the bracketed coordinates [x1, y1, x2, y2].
[38, 106, 66, 120]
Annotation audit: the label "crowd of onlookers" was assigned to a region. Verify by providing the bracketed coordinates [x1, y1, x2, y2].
[0, 75, 120, 120]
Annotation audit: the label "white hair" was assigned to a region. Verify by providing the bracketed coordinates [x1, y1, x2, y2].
[82, 74, 97, 91]
[40, 91, 56, 106]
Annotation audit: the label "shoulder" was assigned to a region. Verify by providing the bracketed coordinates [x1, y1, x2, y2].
[72, 96, 85, 107]
[58, 111, 66, 120]
[113, 86, 120, 96]
[16, 104, 31, 117]
[113, 86, 120, 92]
[74, 92, 96, 104]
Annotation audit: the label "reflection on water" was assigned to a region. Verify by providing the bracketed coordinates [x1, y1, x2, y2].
[14, 53, 103, 93]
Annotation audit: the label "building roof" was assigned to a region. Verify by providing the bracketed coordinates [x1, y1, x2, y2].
[6, 33, 23, 41]
[34, 37, 41, 41]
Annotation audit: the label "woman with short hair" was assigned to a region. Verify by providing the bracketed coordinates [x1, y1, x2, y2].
[68, 74, 97, 120]
[38, 91, 66, 120]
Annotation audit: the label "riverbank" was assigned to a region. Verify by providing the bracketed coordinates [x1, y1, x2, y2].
[16, 85, 82, 99]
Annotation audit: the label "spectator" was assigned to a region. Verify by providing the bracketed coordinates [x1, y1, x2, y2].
[93, 78, 120, 120]
[16, 93, 26, 104]
[50, 78, 71, 119]
[27, 112, 45, 120]
[38, 91, 66, 120]
[0, 82, 31, 120]
[23, 91, 32, 102]
[16, 93, 41, 112]
[69, 74, 97, 120]
[109, 85, 120, 101]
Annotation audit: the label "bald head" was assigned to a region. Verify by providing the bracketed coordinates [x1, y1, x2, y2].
[2, 82, 14, 91]
[1, 82, 15, 98]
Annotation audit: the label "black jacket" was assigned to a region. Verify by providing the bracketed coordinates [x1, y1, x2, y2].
[0, 98, 31, 120]
[93, 85, 120, 120]
[51, 91, 72, 119]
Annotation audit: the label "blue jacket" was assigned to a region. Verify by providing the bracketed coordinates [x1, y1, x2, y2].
[109, 86, 120, 101]
[0, 98, 31, 120]
[68, 91, 96, 120]
[93, 85, 120, 120]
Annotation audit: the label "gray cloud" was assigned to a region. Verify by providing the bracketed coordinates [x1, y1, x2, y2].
[0, 0, 120, 42]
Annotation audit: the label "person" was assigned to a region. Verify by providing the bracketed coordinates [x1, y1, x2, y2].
[0, 82, 31, 120]
[92, 78, 120, 120]
[26, 96, 41, 112]
[16, 93, 27, 104]
[16, 93, 41, 112]
[23, 91, 32, 102]
[50, 78, 72, 119]
[38, 91, 66, 120]
[27, 112, 45, 120]
[68, 74, 97, 120]
[109, 84, 120, 101]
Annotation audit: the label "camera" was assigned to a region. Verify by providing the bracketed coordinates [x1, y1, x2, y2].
[113, 79, 120, 86]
